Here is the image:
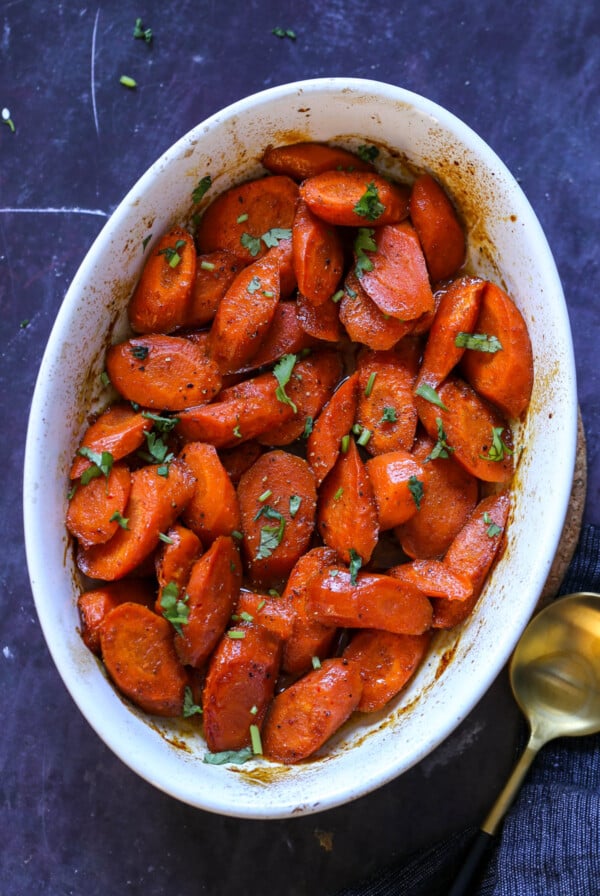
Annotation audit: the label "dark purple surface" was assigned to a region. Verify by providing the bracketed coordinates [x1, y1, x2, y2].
[1, 2, 598, 894]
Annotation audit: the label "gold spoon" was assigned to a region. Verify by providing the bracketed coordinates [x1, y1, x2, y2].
[449, 591, 600, 896]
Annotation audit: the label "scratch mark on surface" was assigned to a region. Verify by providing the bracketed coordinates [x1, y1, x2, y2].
[0, 207, 108, 217]
[91, 8, 100, 136]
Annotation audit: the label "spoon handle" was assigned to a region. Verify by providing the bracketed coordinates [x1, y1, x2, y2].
[448, 738, 541, 896]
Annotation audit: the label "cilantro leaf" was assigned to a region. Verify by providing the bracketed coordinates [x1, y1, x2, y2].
[240, 232, 262, 257]
[356, 144, 379, 163]
[455, 332, 503, 353]
[78, 447, 114, 485]
[160, 582, 190, 636]
[158, 238, 186, 269]
[133, 17, 153, 43]
[254, 505, 286, 559]
[415, 382, 449, 411]
[140, 430, 174, 465]
[273, 353, 298, 413]
[109, 510, 129, 529]
[141, 411, 179, 432]
[426, 418, 455, 462]
[182, 686, 203, 717]
[480, 427, 513, 462]
[348, 549, 362, 585]
[483, 511, 503, 538]
[381, 406, 398, 423]
[261, 227, 292, 248]
[192, 175, 212, 203]
[289, 495, 301, 518]
[354, 227, 377, 277]
[203, 747, 254, 765]
[247, 275, 262, 294]
[272, 27, 296, 40]
[408, 475, 424, 510]
[353, 182, 385, 221]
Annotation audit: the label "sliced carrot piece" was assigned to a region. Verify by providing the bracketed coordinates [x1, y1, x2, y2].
[77, 460, 195, 581]
[343, 630, 432, 712]
[209, 253, 280, 374]
[409, 173, 465, 282]
[339, 271, 414, 350]
[262, 657, 363, 763]
[265, 235, 296, 297]
[307, 372, 359, 486]
[219, 441, 263, 485]
[237, 450, 317, 588]
[128, 227, 196, 334]
[196, 175, 299, 264]
[183, 249, 241, 328]
[389, 559, 473, 602]
[180, 441, 241, 543]
[155, 523, 202, 599]
[292, 199, 344, 306]
[235, 301, 315, 374]
[78, 579, 155, 655]
[69, 402, 153, 480]
[67, 461, 131, 548]
[296, 290, 342, 342]
[365, 450, 424, 530]
[235, 592, 295, 642]
[317, 437, 379, 565]
[262, 141, 374, 180]
[100, 602, 189, 716]
[359, 222, 435, 320]
[175, 535, 242, 667]
[203, 622, 282, 752]
[432, 491, 510, 628]
[415, 375, 514, 483]
[300, 171, 409, 227]
[106, 335, 222, 411]
[460, 281, 534, 419]
[356, 348, 419, 456]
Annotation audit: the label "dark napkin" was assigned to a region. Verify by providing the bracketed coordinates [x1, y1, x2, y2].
[337, 525, 600, 896]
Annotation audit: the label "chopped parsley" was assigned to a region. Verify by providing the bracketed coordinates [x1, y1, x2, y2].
[408, 475, 424, 510]
[240, 232, 262, 256]
[289, 495, 302, 518]
[483, 511, 503, 538]
[354, 227, 377, 277]
[233, 424, 243, 439]
[381, 406, 398, 423]
[247, 275, 262, 294]
[426, 418, 455, 461]
[182, 686, 203, 717]
[141, 411, 179, 432]
[192, 175, 212, 204]
[77, 447, 114, 485]
[455, 332, 503, 353]
[481, 427, 513, 462]
[241, 227, 292, 257]
[273, 353, 298, 413]
[348, 549, 362, 585]
[415, 382, 449, 411]
[158, 238, 186, 268]
[160, 582, 189, 636]
[353, 182, 385, 221]
[356, 144, 379, 163]
[254, 505, 286, 559]
[109, 510, 129, 529]
[203, 747, 254, 765]
[302, 416, 314, 438]
[133, 17, 152, 43]
[139, 430, 174, 466]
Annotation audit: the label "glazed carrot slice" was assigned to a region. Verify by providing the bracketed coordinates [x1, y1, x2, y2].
[292, 199, 344, 306]
[99, 602, 189, 716]
[175, 535, 242, 667]
[306, 568, 433, 634]
[265, 236, 297, 297]
[409, 173, 465, 283]
[203, 622, 282, 752]
[415, 374, 514, 483]
[235, 592, 295, 642]
[182, 249, 241, 328]
[128, 227, 196, 334]
[300, 171, 409, 227]
[281, 547, 339, 675]
[389, 559, 473, 602]
[460, 281, 534, 419]
[432, 491, 510, 628]
[179, 441, 241, 543]
[77, 460, 196, 581]
[66, 461, 131, 548]
[359, 222, 435, 320]
[219, 441, 263, 485]
[106, 335, 222, 411]
[262, 657, 363, 764]
[307, 372, 359, 486]
[78, 578, 155, 655]
[209, 253, 281, 374]
[343, 630, 432, 712]
[262, 141, 374, 180]
[235, 301, 315, 373]
[365, 450, 424, 530]
[257, 349, 343, 446]
[317, 437, 379, 565]
[237, 450, 317, 588]
[176, 371, 294, 448]
[356, 348, 419, 456]
[155, 523, 202, 595]
[339, 271, 414, 350]
[296, 290, 342, 342]
[394, 431, 479, 559]
[69, 402, 153, 479]
[417, 277, 486, 388]
[196, 175, 299, 264]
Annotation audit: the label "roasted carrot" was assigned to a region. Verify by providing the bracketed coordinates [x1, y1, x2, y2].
[66, 462, 131, 548]
[460, 281, 534, 419]
[257, 349, 343, 446]
[155, 523, 202, 593]
[183, 249, 241, 328]
[176, 371, 294, 448]
[339, 271, 414, 350]
[266, 235, 297, 297]
[432, 491, 510, 628]
[358, 222, 435, 321]
[77, 579, 155, 655]
[209, 253, 281, 374]
[69, 402, 153, 480]
[307, 567, 433, 634]
[179, 441, 241, 543]
[235, 591, 295, 642]
[295, 290, 342, 342]
[128, 227, 196, 334]
[292, 199, 344, 306]
[235, 301, 315, 373]
[415, 374, 514, 483]
[196, 175, 299, 264]
[300, 171, 409, 227]
[389, 559, 473, 602]
[394, 431, 479, 559]
[203, 622, 282, 752]
[307, 372, 359, 486]
[356, 348, 419, 456]
[343, 630, 432, 712]
[237, 450, 317, 588]
[175, 535, 242, 667]
[365, 450, 425, 530]
[262, 141, 374, 180]
[99, 602, 189, 716]
[106, 335, 222, 411]
[262, 657, 363, 763]
[280, 547, 339, 675]
[219, 441, 263, 485]
[409, 173, 465, 283]
[77, 460, 195, 581]
[417, 277, 486, 388]
[317, 436, 379, 564]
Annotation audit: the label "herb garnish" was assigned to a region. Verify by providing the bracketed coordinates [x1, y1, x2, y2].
[192, 175, 212, 203]
[182, 686, 203, 717]
[203, 747, 254, 765]
[483, 511, 503, 538]
[356, 144, 379, 163]
[408, 475, 424, 510]
[158, 238, 186, 268]
[139, 429, 174, 466]
[354, 182, 385, 221]
[426, 418, 455, 461]
[348, 549, 362, 585]
[302, 416, 314, 438]
[312, 656, 322, 670]
[250, 724, 263, 755]
[331, 289, 344, 303]
[78, 447, 114, 485]
[415, 382, 449, 411]
[141, 411, 179, 432]
[289, 495, 302, 518]
[333, 487, 344, 502]
[273, 353, 298, 413]
[133, 17, 153, 43]
[354, 227, 376, 277]
[455, 332, 503, 353]
[109, 510, 129, 529]
[158, 532, 174, 544]
[272, 27, 296, 40]
[100, 371, 111, 387]
[381, 406, 397, 423]
[241, 227, 292, 257]
[480, 427, 513, 462]
[160, 582, 189, 636]
[131, 344, 149, 360]
[254, 505, 286, 559]
[364, 371, 377, 397]
[247, 275, 262, 294]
